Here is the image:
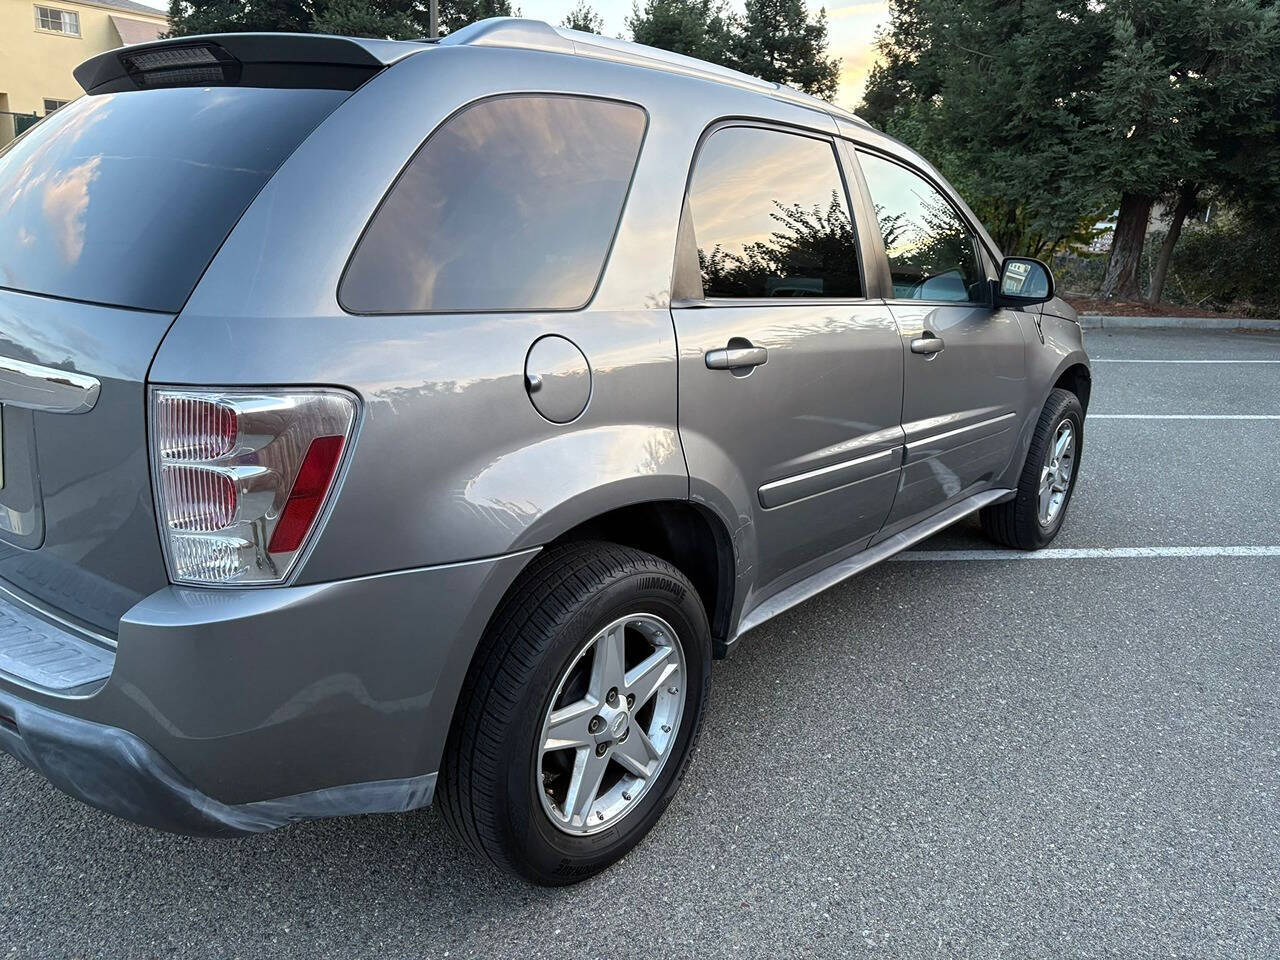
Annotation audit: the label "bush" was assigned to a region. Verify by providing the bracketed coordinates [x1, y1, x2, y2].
[1160, 216, 1280, 318]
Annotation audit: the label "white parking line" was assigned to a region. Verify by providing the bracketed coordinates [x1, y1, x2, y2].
[1093, 359, 1280, 363]
[893, 546, 1280, 562]
[1089, 414, 1280, 420]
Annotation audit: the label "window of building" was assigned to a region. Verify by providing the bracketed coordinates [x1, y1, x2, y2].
[34, 6, 80, 35]
[341, 95, 647, 314]
[683, 126, 862, 300]
[43, 99, 70, 114]
[857, 151, 985, 303]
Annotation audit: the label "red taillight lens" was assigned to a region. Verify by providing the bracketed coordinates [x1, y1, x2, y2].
[267, 435, 345, 554]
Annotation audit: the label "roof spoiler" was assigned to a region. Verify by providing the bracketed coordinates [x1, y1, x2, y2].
[74, 33, 427, 95]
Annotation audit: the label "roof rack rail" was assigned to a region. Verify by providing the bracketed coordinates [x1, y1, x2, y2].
[439, 18, 869, 127]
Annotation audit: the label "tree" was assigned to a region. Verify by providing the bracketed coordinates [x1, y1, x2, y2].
[439, 0, 514, 34]
[561, 0, 603, 33]
[168, 0, 310, 35]
[861, 0, 1113, 258]
[734, 0, 840, 100]
[313, 0, 415, 37]
[1143, 2, 1280, 302]
[1090, 0, 1278, 300]
[627, 0, 737, 68]
[168, 0, 417, 37]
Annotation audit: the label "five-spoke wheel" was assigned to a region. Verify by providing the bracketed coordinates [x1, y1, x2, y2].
[539, 614, 686, 833]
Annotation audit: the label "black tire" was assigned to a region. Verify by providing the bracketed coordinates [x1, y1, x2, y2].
[438, 540, 712, 886]
[980, 387, 1084, 550]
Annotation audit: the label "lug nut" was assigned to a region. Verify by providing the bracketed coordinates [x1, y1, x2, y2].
[618, 728, 630, 743]
[596, 743, 609, 757]
[626, 693, 635, 708]
[588, 716, 604, 734]
[606, 688, 618, 706]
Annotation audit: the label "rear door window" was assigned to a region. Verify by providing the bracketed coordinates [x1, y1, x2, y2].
[0, 87, 349, 312]
[340, 95, 647, 314]
[683, 125, 862, 299]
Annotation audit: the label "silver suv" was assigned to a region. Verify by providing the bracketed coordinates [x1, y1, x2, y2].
[0, 19, 1089, 885]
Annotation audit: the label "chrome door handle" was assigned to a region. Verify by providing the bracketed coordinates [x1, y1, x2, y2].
[910, 335, 945, 356]
[705, 346, 768, 370]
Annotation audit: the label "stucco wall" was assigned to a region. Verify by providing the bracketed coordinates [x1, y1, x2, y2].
[0, 0, 166, 116]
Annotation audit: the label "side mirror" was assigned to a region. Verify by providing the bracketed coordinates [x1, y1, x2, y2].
[994, 257, 1055, 308]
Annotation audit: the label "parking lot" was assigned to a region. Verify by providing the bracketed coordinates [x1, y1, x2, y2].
[1, 327, 1277, 959]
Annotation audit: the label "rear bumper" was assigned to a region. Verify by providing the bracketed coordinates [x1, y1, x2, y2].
[0, 549, 536, 836]
[0, 688, 436, 835]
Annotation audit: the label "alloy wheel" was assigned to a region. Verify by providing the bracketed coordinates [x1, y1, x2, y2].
[1038, 419, 1076, 526]
[537, 613, 686, 835]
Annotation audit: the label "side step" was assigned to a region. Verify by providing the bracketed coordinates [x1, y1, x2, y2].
[734, 488, 1012, 638]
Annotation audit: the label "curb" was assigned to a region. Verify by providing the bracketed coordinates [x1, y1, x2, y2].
[1080, 314, 1280, 331]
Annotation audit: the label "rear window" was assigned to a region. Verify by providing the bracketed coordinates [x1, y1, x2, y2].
[340, 95, 647, 315]
[0, 86, 348, 312]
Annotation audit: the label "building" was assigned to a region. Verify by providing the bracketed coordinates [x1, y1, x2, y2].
[1, 0, 167, 144]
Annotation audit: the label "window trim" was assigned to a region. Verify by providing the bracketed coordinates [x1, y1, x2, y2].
[851, 145, 996, 308]
[672, 117, 870, 307]
[337, 92, 650, 317]
[33, 5, 81, 36]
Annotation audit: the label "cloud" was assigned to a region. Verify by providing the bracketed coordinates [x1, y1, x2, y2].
[41, 157, 100, 265]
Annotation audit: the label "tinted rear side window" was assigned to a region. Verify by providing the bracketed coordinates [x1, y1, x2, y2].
[0, 87, 348, 312]
[340, 95, 647, 314]
[685, 126, 861, 299]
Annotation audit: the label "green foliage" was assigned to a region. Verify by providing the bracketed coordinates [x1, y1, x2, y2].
[626, 0, 738, 69]
[168, 0, 311, 35]
[439, 0, 514, 34]
[168, 0, 514, 38]
[628, 0, 840, 99]
[700, 193, 858, 296]
[861, 0, 1114, 257]
[734, 0, 840, 100]
[1158, 213, 1280, 316]
[861, 0, 1280, 284]
[312, 0, 415, 37]
[561, 1, 603, 33]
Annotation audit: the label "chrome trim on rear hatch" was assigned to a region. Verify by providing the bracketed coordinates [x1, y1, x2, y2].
[0, 356, 100, 414]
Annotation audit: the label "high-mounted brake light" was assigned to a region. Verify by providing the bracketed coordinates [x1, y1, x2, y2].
[151, 389, 356, 586]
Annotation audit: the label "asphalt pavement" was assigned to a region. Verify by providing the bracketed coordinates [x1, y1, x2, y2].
[2, 328, 1277, 959]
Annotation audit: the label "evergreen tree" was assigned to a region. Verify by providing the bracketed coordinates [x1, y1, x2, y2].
[313, 0, 415, 37]
[1123, 1, 1280, 302]
[168, 0, 310, 35]
[561, 0, 603, 33]
[861, 0, 1113, 258]
[439, 0, 515, 34]
[734, 0, 840, 100]
[626, 0, 737, 69]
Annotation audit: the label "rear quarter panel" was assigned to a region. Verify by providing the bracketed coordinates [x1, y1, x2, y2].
[152, 47, 719, 582]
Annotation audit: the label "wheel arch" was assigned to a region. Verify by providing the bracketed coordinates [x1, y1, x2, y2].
[1053, 361, 1092, 413]
[543, 500, 736, 653]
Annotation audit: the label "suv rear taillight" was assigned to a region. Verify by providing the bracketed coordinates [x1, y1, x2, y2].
[150, 389, 357, 586]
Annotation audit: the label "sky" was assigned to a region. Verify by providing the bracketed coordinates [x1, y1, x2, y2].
[519, 0, 890, 109]
[134, 0, 890, 109]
